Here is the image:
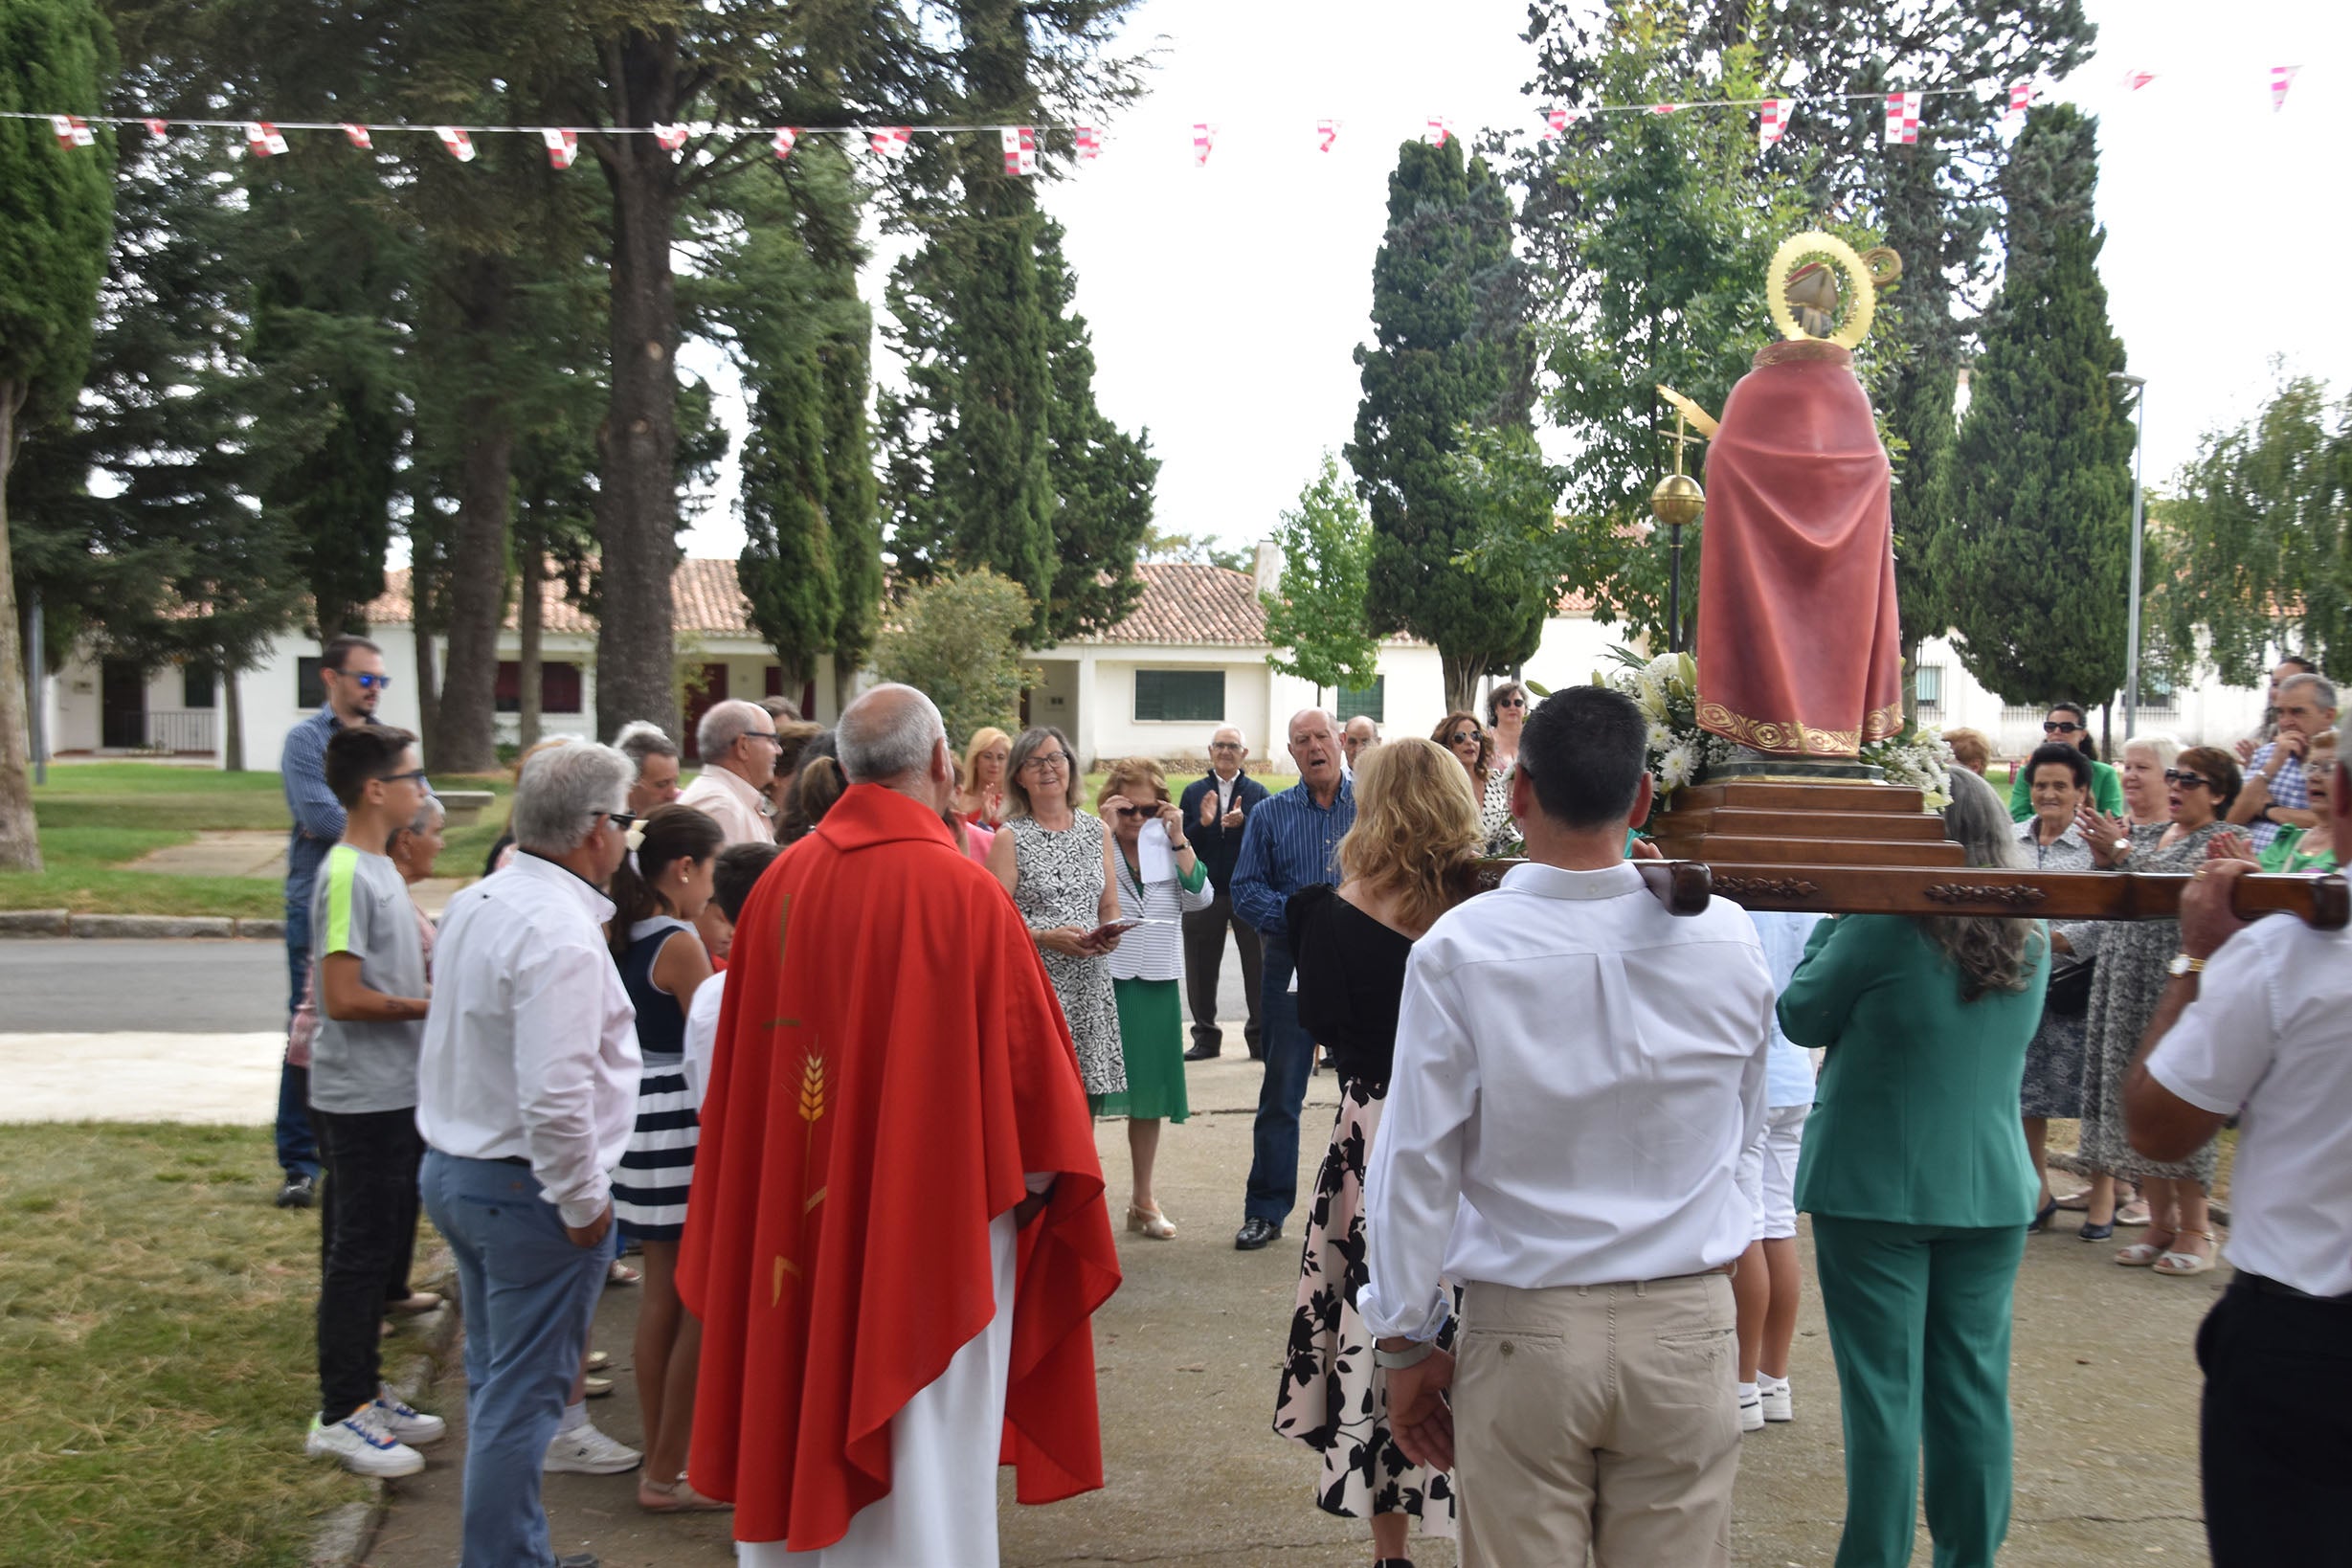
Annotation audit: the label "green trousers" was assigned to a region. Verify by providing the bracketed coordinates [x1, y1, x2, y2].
[1810, 1217, 2027, 1568]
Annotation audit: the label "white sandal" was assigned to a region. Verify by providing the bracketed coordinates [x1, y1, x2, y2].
[2153, 1229, 2218, 1277]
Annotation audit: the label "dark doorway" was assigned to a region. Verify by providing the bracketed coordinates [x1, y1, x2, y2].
[101, 659, 147, 749]
[683, 663, 729, 762]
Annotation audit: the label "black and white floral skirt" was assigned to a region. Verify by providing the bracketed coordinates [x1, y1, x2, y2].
[1271, 1080, 1458, 1531]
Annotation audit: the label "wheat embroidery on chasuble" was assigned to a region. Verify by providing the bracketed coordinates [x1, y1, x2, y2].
[765, 892, 828, 1307]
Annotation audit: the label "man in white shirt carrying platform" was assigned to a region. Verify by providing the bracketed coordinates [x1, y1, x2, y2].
[1361, 684, 1776, 1568]
[2125, 726, 2352, 1568]
[417, 741, 644, 1568]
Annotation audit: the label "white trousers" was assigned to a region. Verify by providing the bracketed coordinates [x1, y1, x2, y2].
[739, 1210, 1018, 1568]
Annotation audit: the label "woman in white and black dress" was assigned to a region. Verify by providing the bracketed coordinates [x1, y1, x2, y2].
[1273, 737, 1482, 1568]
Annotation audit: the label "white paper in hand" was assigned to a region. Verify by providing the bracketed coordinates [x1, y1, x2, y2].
[1138, 818, 1176, 884]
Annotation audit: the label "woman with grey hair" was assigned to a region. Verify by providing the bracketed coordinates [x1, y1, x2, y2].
[1778, 763, 2050, 1568]
[986, 727, 1127, 1104]
[2115, 731, 2181, 830]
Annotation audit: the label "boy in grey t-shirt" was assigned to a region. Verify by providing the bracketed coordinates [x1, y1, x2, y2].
[301, 725, 447, 1479]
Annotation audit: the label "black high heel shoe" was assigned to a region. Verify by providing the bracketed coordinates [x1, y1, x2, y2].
[2078, 1213, 2117, 1241]
[2029, 1196, 2060, 1233]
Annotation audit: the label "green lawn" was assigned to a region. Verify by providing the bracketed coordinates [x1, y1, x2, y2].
[0, 1124, 403, 1567]
[4, 765, 511, 918]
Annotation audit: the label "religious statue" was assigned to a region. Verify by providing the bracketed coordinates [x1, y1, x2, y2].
[1660, 233, 1907, 760]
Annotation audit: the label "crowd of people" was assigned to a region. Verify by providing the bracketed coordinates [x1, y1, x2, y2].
[264, 646, 2346, 1568]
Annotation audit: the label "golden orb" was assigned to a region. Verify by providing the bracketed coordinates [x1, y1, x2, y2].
[1650, 471, 1704, 529]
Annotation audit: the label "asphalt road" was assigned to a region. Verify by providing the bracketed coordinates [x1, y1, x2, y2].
[0, 930, 1266, 1039]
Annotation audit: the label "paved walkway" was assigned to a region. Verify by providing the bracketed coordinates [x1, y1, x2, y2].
[359, 1057, 2221, 1568]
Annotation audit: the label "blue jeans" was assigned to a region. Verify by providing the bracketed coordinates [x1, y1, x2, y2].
[1243, 934, 1316, 1225]
[420, 1151, 613, 1568]
[277, 930, 319, 1179]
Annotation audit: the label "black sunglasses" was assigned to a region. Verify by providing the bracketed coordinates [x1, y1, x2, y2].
[1113, 805, 1155, 818]
[1494, 695, 1527, 709]
[601, 810, 642, 831]
[340, 670, 393, 690]
[1447, 730, 1481, 746]
[381, 769, 431, 787]
[2162, 771, 2210, 791]
[2043, 720, 2082, 734]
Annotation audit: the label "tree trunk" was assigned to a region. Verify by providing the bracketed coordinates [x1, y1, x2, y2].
[0, 384, 44, 871]
[1441, 648, 1484, 718]
[437, 415, 515, 775]
[593, 35, 683, 741]
[1901, 638, 1923, 734]
[224, 661, 246, 773]
[413, 567, 442, 763]
[516, 529, 545, 749]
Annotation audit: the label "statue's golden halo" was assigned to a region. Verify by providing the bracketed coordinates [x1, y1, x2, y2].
[1767, 232, 1876, 350]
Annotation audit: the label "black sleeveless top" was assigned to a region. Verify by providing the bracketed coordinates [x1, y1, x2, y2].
[1286, 884, 1416, 1097]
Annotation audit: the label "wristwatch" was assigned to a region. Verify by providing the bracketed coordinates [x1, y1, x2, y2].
[1372, 1338, 1438, 1371]
[2166, 952, 2206, 978]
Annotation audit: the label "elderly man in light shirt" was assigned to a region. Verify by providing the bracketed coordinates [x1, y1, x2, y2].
[1361, 684, 1774, 1568]
[417, 741, 643, 1568]
[677, 699, 781, 844]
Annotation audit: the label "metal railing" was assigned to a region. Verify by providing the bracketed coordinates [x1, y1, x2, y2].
[144, 709, 217, 753]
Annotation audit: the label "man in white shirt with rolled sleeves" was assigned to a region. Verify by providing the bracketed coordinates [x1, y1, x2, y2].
[417, 740, 643, 1568]
[1361, 684, 1775, 1568]
[2125, 727, 2352, 1568]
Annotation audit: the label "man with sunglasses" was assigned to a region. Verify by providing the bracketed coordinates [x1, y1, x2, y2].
[275, 634, 397, 1208]
[2230, 672, 2337, 851]
[2005, 702, 2124, 824]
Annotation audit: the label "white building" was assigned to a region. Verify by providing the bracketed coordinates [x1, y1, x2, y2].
[34, 552, 2273, 774]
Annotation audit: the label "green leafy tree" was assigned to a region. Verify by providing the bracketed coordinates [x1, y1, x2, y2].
[0, 0, 116, 870]
[1350, 135, 1543, 711]
[1936, 103, 2132, 707]
[2149, 373, 2351, 683]
[1263, 454, 1379, 699]
[873, 569, 1034, 748]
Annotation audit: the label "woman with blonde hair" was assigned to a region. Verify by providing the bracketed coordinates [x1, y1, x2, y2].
[1095, 757, 1213, 1238]
[954, 726, 1013, 830]
[1274, 737, 1481, 1561]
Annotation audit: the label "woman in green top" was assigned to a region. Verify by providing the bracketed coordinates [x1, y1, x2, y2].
[1780, 767, 2050, 1568]
[2258, 728, 2338, 873]
[2006, 702, 2125, 822]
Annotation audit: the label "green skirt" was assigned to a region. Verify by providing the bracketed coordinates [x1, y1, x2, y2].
[1092, 978, 1190, 1123]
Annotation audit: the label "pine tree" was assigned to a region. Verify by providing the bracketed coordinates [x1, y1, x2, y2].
[0, 0, 116, 870]
[1936, 104, 2132, 707]
[1350, 136, 1543, 711]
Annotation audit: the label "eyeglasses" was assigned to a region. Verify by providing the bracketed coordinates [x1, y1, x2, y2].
[381, 769, 431, 787]
[1447, 731, 1481, 747]
[744, 731, 784, 748]
[2043, 720, 2082, 734]
[1494, 696, 1527, 709]
[1209, 742, 1243, 752]
[1022, 751, 1071, 773]
[601, 811, 641, 831]
[1113, 805, 1155, 818]
[340, 671, 392, 690]
[2163, 771, 2211, 791]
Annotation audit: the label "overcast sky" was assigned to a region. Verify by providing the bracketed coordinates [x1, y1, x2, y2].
[682, 0, 2352, 563]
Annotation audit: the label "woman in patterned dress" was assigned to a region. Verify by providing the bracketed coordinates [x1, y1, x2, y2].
[2059, 746, 2244, 1274]
[1273, 738, 1482, 1568]
[1481, 682, 1530, 854]
[2013, 742, 2096, 1228]
[988, 727, 1127, 1104]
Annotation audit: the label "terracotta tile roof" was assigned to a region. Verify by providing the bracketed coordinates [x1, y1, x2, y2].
[363, 559, 757, 636]
[1081, 563, 1268, 646]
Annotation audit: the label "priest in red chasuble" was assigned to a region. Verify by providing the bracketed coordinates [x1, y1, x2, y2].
[679, 683, 1120, 1566]
[1690, 234, 1905, 757]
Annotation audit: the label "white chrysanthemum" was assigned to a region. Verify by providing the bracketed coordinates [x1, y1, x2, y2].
[1659, 741, 1699, 792]
[1646, 721, 1674, 753]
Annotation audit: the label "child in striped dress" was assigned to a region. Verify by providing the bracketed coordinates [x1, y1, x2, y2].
[606, 803, 728, 1513]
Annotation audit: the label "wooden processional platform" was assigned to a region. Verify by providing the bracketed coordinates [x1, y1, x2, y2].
[1482, 777, 2349, 930]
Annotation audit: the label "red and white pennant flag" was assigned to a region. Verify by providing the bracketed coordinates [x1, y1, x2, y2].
[772, 126, 796, 162]
[50, 115, 94, 148]
[1000, 125, 1035, 176]
[1316, 117, 1338, 153]
[244, 122, 288, 157]
[1542, 106, 1586, 141]
[1423, 116, 1451, 146]
[1651, 101, 1680, 115]
[1192, 122, 1214, 166]
[543, 128, 578, 168]
[653, 123, 690, 151]
[2271, 65, 2300, 114]
[341, 123, 372, 148]
[1075, 123, 1100, 161]
[1884, 90, 1920, 145]
[870, 125, 911, 158]
[143, 117, 168, 138]
[1758, 98, 1790, 147]
[435, 126, 476, 162]
[2006, 78, 2034, 122]
[2119, 69, 2158, 92]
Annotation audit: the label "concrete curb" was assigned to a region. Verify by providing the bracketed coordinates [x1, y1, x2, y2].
[0, 912, 284, 940]
[308, 1248, 462, 1568]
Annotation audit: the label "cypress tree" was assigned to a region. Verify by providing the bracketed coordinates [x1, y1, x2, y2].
[1937, 104, 2132, 707]
[1350, 137, 1542, 711]
[738, 351, 840, 692]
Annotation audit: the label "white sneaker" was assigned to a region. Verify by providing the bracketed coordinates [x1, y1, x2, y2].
[544, 1417, 642, 1475]
[374, 1384, 447, 1445]
[306, 1404, 427, 1478]
[1737, 1388, 1765, 1433]
[1760, 1378, 1794, 1422]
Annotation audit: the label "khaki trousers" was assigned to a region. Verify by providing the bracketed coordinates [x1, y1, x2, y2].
[1455, 1271, 1739, 1567]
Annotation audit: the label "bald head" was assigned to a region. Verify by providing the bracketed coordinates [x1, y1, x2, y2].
[1342, 715, 1379, 765]
[838, 684, 952, 803]
[1288, 707, 1341, 798]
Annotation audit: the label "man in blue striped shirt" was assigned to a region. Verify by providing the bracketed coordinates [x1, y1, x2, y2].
[1230, 708, 1355, 1250]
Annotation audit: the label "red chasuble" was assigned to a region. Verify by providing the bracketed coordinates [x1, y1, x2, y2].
[1694, 343, 1904, 757]
[678, 784, 1121, 1550]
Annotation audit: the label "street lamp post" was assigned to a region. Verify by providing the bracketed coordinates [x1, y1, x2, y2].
[2110, 371, 2148, 738]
